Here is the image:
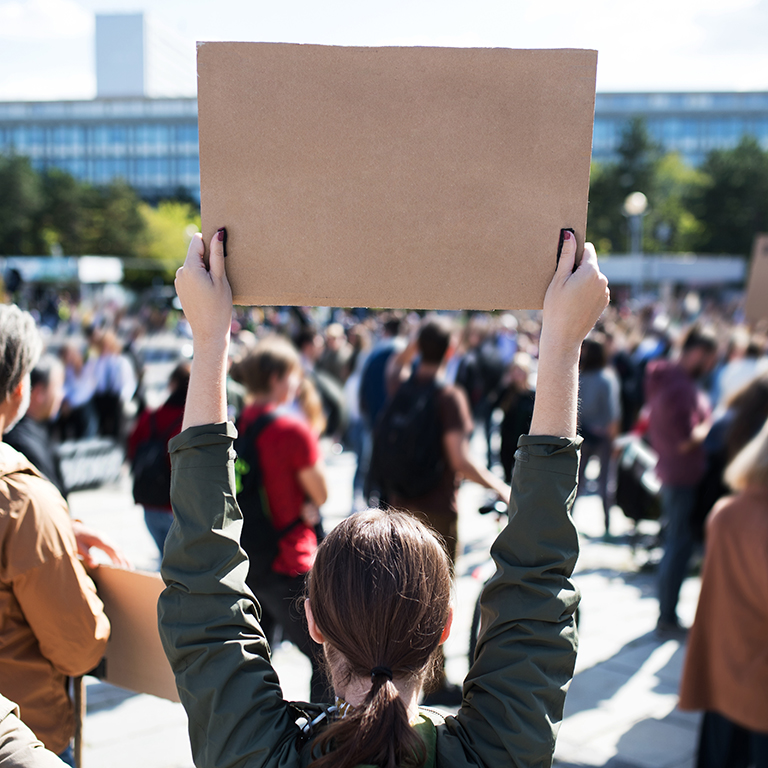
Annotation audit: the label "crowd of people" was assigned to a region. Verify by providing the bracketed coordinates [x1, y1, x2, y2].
[1, 256, 767, 765]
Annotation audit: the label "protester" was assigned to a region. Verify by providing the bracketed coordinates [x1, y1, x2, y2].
[158, 226, 609, 768]
[92, 329, 137, 439]
[316, 322, 353, 385]
[644, 326, 717, 635]
[127, 362, 190, 554]
[57, 342, 98, 440]
[233, 336, 330, 702]
[679, 418, 768, 768]
[0, 304, 111, 766]
[577, 333, 621, 537]
[494, 351, 536, 485]
[296, 327, 347, 439]
[5, 355, 68, 499]
[358, 314, 405, 499]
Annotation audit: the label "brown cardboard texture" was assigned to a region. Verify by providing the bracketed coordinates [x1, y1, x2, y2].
[197, 43, 597, 310]
[93, 566, 179, 702]
[745, 233, 768, 325]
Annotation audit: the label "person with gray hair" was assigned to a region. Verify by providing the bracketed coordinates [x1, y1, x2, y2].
[0, 304, 111, 766]
[0, 305, 43, 432]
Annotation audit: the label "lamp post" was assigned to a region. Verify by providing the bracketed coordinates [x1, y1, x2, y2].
[623, 191, 648, 294]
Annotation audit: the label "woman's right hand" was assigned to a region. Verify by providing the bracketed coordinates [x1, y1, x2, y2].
[176, 229, 234, 430]
[175, 229, 233, 351]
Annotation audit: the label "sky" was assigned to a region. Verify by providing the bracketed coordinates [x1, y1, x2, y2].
[2, 0, 768, 100]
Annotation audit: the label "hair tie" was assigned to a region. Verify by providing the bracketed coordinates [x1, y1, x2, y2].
[370, 666, 393, 681]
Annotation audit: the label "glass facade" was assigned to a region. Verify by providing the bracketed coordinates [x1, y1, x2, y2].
[593, 92, 768, 165]
[2, 92, 768, 199]
[0, 98, 200, 200]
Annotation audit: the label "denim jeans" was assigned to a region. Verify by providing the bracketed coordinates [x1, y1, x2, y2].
[144, 508, 174, 555]
[58, 744, 75, 767]
[657, 484, 697, 624]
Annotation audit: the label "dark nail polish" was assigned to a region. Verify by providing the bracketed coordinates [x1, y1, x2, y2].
[556, 228, 575, 267]
[217, 227, 226, 242]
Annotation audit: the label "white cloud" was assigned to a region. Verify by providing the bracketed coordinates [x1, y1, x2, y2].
[0, 0, 93, 40]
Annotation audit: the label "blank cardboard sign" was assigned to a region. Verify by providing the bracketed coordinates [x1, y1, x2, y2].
[745, 234, 768, 324]
[197, 43, 597, 310]
[93, 566, 180, 702]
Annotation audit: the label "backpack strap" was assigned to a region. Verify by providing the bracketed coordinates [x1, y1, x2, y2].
[238, 410, 302, 539]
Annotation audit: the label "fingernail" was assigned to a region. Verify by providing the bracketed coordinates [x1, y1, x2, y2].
[562, 229, 572, 241]
[217, 227, 226, 242]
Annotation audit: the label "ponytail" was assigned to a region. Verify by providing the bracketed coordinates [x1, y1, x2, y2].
[309, 674, 426, 768]
[306, 509, 451, 768]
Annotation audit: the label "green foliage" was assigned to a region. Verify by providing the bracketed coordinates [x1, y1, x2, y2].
[690, 136, 768, 256]
[138, 200, 201, 280]
[0, 157, 202, 285]
[0, 155, 45, 254]
[587, 120, 768, 258]
[587, 118, 668, 254]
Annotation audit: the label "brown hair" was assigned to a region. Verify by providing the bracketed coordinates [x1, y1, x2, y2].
[230, 335, 300, 395]
[417, 316, 453, 365]
[580, 333, 608, 373]
[306, 509, 452, 768]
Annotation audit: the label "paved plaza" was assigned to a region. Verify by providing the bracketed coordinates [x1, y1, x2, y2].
[67, 439, 701, 768]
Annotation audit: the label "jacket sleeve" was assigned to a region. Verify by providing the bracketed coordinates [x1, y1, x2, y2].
[9, 482, 110, 678]
[158, 423, 303, 768]
[438, 435, 581, 768]
[0, 695, 66, 768]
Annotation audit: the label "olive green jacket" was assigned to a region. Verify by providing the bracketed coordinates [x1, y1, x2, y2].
[159, 423, 581, 768]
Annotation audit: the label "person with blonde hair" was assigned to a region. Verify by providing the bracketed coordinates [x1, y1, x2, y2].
[679, 417, 768, 767]
[158, 227, 609, 768]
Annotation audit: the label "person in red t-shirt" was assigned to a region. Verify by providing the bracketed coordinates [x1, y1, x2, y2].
[128, 362, 190, 553]
[234, 336, 329, 702]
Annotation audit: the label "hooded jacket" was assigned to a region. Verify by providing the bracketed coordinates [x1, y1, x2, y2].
[0, 443, 110, 754]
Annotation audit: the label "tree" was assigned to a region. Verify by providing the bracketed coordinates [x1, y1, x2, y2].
[138, 200, 201, 281]
[0, 156, 45, 254]
[80, 181, 147, 257]
[587, 118, 662, 253]
[36, 168, 87, 255]
[690, 136, 768, 256]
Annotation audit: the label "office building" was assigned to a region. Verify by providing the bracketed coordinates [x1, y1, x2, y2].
[593, 91, 768, 165]
[1, 16, 767, 201]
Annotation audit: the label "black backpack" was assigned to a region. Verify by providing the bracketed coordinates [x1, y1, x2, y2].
[369, 376, 445, 501]
[131, 412, 183, 507]
[234, 412, 302, 587]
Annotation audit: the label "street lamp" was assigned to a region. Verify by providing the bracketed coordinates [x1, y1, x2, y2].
[623, 191, 648, 293]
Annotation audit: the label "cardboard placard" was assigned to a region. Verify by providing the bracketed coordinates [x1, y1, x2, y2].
[745, 233, 768, 325]
[93, 566, 180, 702]
[197, 43, 597, 310]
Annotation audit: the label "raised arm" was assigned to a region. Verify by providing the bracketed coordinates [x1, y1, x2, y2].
[174, 229, 232, 430]
[443, 231, 609, 767]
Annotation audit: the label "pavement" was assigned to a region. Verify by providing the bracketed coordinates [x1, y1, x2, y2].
[67, 437, 702, 768]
